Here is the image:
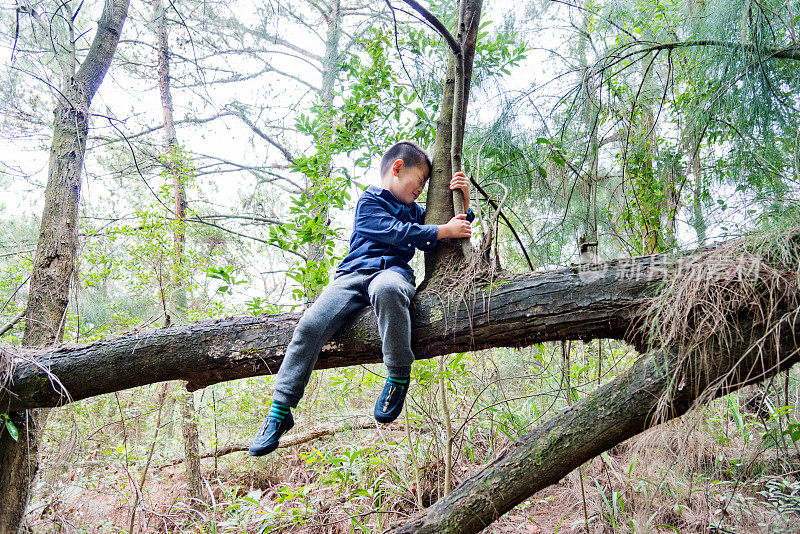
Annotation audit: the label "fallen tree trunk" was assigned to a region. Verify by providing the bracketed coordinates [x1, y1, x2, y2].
[1, 255, 664, 412]
[390, 316, 800, 533]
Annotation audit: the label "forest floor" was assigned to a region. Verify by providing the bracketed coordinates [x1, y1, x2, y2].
[26, 417, 800, 533]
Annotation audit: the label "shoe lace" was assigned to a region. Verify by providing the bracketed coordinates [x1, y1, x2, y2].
[259, 417, 276, 436]
[383, 385, 395, 412]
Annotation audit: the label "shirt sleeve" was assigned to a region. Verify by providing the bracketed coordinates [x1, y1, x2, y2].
[355, 195, 439, 251]
[417, 202, 474, 223]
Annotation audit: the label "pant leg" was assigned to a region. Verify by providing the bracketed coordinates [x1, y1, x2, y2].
[367, 269, 417, 379]
[273, 272, 369, 407]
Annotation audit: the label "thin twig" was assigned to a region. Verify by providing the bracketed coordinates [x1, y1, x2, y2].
[0, 311, 25, 337]
[159, 416, 398, 467]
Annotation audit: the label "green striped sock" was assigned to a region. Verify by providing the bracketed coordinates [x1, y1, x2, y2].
[388, 376, 410, 387]
[268, 400, 290, 422]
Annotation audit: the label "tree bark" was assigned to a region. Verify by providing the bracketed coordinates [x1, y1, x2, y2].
[632, 49, 664, 254]
[390, 315, 800, 533]
[578, 17, 600, 263]
[0, 2, 130, 532]
[449, 0, 481, 260]
[0, 410, 47, 534]
[179, 389, 203, 508]
[2, 254, 665, 412]
[423, 0, 482, 278]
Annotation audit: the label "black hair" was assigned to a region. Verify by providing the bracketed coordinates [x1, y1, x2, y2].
[379, 140, 432, 178]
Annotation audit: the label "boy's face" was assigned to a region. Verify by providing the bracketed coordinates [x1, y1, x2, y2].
[385, 158, 429, 205]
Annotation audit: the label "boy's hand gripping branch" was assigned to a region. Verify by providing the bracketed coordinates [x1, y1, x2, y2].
[438, 213, 472, 239]
[437, 171, 472, 239]
[450, 171, 470, 212]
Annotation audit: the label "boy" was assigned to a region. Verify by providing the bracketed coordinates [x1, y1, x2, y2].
[249, 140, 473, 456]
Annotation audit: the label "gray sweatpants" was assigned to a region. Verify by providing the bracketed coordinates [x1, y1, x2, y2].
[273, 269, 417, 408]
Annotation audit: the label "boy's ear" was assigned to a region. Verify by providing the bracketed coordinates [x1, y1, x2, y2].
[391, 158, 404, 176]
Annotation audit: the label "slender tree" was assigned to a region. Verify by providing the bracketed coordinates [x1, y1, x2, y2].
[151, 0, 204, 509]
[0, 1, 130, 531]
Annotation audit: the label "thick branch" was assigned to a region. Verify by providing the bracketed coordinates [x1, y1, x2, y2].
[76, 0, 129, 103]
[1, 255, 664, 411]
[400, 1, 460, 55]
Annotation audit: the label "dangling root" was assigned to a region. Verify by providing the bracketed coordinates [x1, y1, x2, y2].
[0, 345, 13, 392]
[643, 211, 800, 420]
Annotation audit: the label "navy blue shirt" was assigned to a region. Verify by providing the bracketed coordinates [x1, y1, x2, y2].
[336, 185, 473, 284]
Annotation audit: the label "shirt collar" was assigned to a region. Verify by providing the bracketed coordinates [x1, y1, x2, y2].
[367, 185, 404, 205]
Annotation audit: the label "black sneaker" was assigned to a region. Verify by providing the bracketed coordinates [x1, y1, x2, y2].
[248, 412, 295, 457]
[374, 379, 410, 424]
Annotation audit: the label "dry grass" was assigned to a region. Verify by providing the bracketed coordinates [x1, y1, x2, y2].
[534, 408, 800, 534]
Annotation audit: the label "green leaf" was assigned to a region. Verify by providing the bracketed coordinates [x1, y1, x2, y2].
[5, 418, 19, 441]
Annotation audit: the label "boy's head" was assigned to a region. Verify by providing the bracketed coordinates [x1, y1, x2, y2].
[380, 140, 432, 205]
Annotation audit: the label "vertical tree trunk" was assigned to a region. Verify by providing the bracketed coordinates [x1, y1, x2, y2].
[0, 2, 130, 531]
[624, 49, 664, 255]
[152, 0, 203, 508]
[293, 0, 342, 305]
[179, 390, 203, 507]
[424, 0, 482, 279]
[685, 0, 707, 248]
[662, 153, 680, 250]
[691, 153, 706, 246]
[303, 0, 341, 304]
[0, 410, 47, 534]
[578, 16, 599, 262]
[639, 50, 661, 254]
